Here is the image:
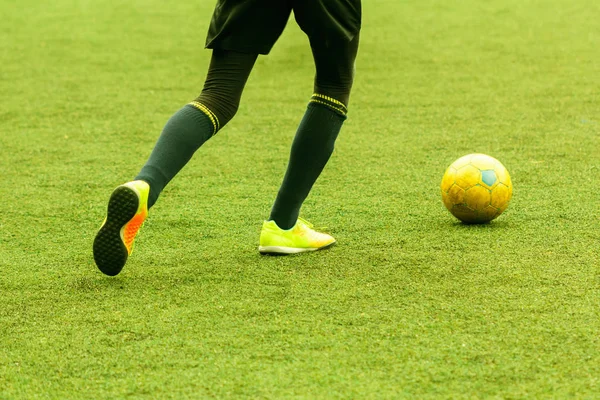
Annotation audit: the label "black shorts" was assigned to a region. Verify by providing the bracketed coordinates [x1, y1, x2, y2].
[205, 0, 362, 54]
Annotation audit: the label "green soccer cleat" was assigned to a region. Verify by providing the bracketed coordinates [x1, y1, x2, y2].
[258, 217, 336, 255]
[93, 180, 149, 276]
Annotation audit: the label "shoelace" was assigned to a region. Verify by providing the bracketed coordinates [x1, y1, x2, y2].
[298, 217, 329, 232]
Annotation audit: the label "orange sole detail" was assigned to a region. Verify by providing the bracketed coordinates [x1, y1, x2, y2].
[93, 186, 141, 276]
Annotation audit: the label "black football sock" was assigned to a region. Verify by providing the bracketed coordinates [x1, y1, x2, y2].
[135, 104, 216, 208]
[269, 99, 347, 229]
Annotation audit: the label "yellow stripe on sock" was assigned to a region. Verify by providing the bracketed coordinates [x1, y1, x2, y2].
[188, 101, 220, 134]
[312, 93, 347, 110]
[309, 99, 347, 116]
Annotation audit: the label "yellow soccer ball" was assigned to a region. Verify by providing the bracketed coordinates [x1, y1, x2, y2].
[440, 154, 513, 224]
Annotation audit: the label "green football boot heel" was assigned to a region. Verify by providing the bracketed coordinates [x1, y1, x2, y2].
[93, 180, 150, 276]
[259, 217, 336, 255]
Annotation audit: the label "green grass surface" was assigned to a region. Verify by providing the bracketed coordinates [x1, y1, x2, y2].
[1, 0, 599, 398]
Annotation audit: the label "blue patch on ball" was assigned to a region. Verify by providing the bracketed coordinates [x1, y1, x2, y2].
[481, 170, 497, 186]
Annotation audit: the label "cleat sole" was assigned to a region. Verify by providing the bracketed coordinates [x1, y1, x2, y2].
[258, 241, 336, 255]
[93, 186, 139, 276]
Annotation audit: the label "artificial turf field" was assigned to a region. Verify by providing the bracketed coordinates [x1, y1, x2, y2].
[1, 0, 599, 398]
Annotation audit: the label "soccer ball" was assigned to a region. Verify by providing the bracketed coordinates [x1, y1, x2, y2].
[440, 154, 513, 224]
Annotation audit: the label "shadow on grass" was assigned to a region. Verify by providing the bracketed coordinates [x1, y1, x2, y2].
[258, 242, 337, 257]
[69, 241, 344, 295]
[69, 274, 129, 292]
[440, 219, 511, 231]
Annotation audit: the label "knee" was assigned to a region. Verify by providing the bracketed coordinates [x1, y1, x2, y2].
[313, 54, 356, 106]
[311, 34, 359, 107]
[314, 76, 354, 107]
[194, 90, 240, 132]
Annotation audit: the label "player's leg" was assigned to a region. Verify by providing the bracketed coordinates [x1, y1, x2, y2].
[262, 25, 360, 254]
[94, 0, 292, 275]
[135, 50, 258, 209]
[133, 0, 292, 208]
[93, 50, 256, 276]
